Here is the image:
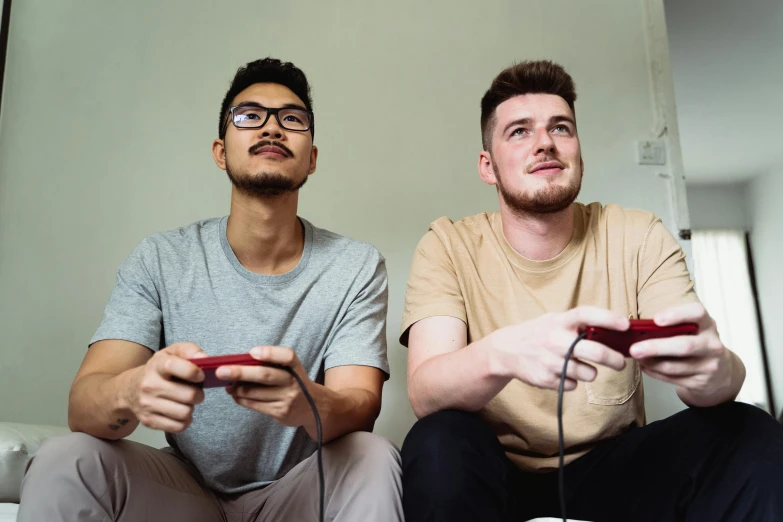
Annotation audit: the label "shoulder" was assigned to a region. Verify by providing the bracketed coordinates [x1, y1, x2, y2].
[125, 218, 221, 274]
[422, 212, 496, 251]
[307, 220, 386, 276]
[581, 202, 661, 238]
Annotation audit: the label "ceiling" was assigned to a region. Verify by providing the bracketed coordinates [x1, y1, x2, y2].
[664, 0, 783, 184]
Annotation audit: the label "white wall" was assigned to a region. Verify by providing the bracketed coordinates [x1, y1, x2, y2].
[746, 172, 783, 417]
[687, 183, 749, 230]
[0, 0, 688, 447]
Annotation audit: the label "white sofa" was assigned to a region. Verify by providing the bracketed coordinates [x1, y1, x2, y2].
[0, 422, 70, 521]
[0, 421, 584, 522]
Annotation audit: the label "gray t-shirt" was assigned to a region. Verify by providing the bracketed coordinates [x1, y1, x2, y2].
[91, 216, 389, 494]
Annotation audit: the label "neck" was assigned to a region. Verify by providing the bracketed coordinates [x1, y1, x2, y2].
[499, 202, 576, 261]
[226, 187, 304, 275]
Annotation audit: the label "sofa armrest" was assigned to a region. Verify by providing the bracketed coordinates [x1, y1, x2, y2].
[0, 422, 70, 503]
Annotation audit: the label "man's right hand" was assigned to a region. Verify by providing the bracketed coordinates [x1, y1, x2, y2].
[124, 342, 207, 432]
[488, 306, 630, 391]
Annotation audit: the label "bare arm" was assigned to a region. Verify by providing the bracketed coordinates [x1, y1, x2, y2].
[311, 365, 385, 442]
[68, 340, 153, 439]
[407, 316, 511, 418]
[407, 309, 629, 419]
[69, 340, 207, 440]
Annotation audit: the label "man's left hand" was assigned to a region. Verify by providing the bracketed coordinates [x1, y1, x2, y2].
[216, 346, 319, 433]
[629, 302, 745, 407]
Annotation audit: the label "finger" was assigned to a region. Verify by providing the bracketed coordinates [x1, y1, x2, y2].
[143, 398, 194, 423]
[229, 383, 290, 402]
[249, 346, 299, 368]
[565, 359, 598, 382]
[557, 337, 626, 371]
[157, 354, 205, 384]
[163, 342, 209, 359]
[158, 381, 205, 406]
[140, 413, 190, 433]
[544, 352, 598, 382]
[561, 378, 578, 392]
[565, 306, 630, 332]
[653, 302, 708, 328]
[231, 396, 284, 418]
[638, 356, 704, 377]
[640, 366, 685, 387]
[629, 335, 709, 359]
[215, 364, 293, 386]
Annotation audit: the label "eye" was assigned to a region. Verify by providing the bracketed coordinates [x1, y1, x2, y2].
[553, 124, 571, 134]
[283, 114, 303, 124]
[511, 127, 529, 137]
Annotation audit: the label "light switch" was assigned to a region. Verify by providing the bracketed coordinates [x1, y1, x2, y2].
[637, 140, 667, 165]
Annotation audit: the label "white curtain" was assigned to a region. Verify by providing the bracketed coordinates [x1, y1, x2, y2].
[691, 229, 769, 411]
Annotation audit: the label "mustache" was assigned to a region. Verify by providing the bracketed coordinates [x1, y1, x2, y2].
[248, 140, 294, 158]
[526, 156, 568, 174]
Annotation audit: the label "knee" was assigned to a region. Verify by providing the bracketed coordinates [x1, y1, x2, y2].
[402, 410, 501, 465]
[28, 432, 105, 471]
[24, 432, 118, 491]
[327, 431, 401, 484]
[401, 410, 505, 487]
[696, 401, 781, 440]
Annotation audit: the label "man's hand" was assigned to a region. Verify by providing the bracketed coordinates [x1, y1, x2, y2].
[629, 302, 746, 406]
[488, 306, 630, 391]
[217, 346, 318, 436]
[124, 342, 207, 432]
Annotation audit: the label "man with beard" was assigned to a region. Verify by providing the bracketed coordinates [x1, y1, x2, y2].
[399, 60, 783, 522]
[18, 58, 403, 522]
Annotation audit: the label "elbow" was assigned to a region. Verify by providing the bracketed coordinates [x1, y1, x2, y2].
[408, 386, 431, 420]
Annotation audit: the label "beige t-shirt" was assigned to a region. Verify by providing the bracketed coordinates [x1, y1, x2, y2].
[400, 202, 699, 472]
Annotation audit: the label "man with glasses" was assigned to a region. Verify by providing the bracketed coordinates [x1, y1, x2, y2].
[18, 58, 403, 522]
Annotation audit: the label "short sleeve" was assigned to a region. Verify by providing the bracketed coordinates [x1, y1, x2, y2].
[637, 220, 700, 318]
[323, 247, 390, 378]
[399, 228, 467, 347]
[89, 238, 163, 351]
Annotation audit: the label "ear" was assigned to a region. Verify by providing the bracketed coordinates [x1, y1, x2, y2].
[212, 138, 227, 170]
[478, 150, 498, 186]
[307, 145, 318, 175]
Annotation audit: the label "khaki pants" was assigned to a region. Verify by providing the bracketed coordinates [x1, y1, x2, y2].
[18, 431, 402, 522]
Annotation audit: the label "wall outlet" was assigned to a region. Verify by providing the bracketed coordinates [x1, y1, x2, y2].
[637, 140, 667, 165]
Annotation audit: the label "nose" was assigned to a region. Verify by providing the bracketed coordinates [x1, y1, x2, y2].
[533, 128, 555, 155]
[259, 114, 285, 140]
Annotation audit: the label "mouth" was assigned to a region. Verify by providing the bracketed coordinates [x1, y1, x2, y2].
[254, 146, 289, 158]
[529, 160, 565, 175]
[249, 142, 293, 159]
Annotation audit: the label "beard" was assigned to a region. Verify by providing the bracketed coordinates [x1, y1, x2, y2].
[225, 165, 308, 198]
[493, 157, 583, 215]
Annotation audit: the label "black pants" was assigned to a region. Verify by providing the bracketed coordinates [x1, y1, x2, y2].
[402, 403, 783, 522]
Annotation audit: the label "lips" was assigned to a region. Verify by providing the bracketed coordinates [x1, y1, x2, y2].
[530, 160, 564, 173]
[254, 145, 289, 157]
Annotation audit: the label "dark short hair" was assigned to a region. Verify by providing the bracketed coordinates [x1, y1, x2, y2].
[480, 60, 576, 149]
[218, 58, 314, 139]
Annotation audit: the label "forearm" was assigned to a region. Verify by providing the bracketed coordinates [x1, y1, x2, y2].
[678, 350, 746, 407]
[409, 336, 511, 418]
[68, 370, 141, 440]
[304, 385, 381, 443]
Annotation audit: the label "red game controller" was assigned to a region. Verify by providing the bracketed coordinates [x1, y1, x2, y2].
[187, 354, 288, 388]
[585, 319, 698, 357]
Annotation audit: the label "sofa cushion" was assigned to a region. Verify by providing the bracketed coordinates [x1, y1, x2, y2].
[0, 503, 19, 522]
[0, 423, 70, 503]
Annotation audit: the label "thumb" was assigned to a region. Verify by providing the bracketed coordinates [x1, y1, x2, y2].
[164, 342, 208, 360]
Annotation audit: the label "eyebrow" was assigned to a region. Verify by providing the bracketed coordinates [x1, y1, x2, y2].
[503, 114, 576, 134]
[234, 101, 308, 111]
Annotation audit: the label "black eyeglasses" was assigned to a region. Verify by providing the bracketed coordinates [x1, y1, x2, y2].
[224, 104, 314, 133]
